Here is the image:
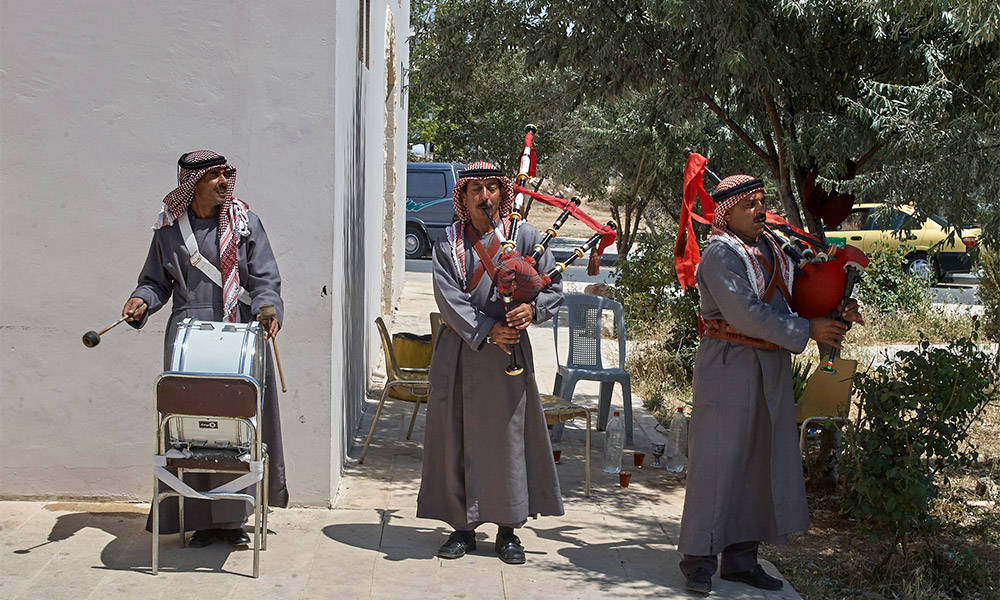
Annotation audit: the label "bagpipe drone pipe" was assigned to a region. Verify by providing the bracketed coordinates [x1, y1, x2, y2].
[484, 124, 618, 375]
[676, 149, 869, 372]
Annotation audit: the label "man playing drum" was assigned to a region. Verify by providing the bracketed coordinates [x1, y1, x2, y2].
[122, 150, 288, 548]
[416, 161, 564, 564]
[678, 175, 862, 594]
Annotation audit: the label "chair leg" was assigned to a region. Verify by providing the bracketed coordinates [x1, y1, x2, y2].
[585, 411, 591, 498]
[359, 388, 390, 464]
[262, 454, 269, 551]
[552, 372, 563, 396]
[253, 478, 262, 578]
[621, 377, 634, 447]
[406, 400, 422, 440]
[598, 381, 613, 431]
[152, 478, 159, 575]
[177, 469, 185, 547]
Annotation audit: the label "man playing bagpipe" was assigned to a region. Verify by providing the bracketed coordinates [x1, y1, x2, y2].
[122, 150, 288, 548]
[416, 161, 564, 564]
[675, 172, 863, 594]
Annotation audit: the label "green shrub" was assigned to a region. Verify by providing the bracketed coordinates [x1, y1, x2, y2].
[840, 331, 999, 552]
[857, 243, 930, 316]
[977, 245, 1000, 341]
[614, 231, 701, 422]
[611, 232, 678, 331]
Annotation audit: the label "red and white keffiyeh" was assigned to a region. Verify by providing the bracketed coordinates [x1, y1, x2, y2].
[153, 150, 250, 322]
[445, 161, 515, 283]
[708, 175, 795, 300]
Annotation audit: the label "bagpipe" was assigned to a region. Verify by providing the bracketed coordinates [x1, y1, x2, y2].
[676, 150, 869, 373]
[485, 124, 617, 376]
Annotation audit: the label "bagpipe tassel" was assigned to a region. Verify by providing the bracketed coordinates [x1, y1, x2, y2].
[587, 247, 600, 276]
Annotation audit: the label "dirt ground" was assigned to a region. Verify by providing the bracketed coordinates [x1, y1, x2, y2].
[760, 400, 1000, 600]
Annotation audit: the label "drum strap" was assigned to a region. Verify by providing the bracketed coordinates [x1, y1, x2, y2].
[178, 212, 252, 306]
[153, 454, 263, 505]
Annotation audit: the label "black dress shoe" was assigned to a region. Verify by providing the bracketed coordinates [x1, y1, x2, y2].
[721, 565, 783, 590]
[495, 526, 525, 565]
[437, 530, 476, 559]
[684, 567, 713, 595]
[220, 528, 251, 546]
[187, 529, 216, 548]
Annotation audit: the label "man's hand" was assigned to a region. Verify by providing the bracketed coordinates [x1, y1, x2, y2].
[810, 318, 849, 349]
[122, 297, 147, 322]
[488, 322, 520, 353]
[257, 313, 280, 339]
[833, 298, 865, 326]
[505, 303, 534, 330]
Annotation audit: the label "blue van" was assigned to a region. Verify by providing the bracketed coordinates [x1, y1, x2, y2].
[406, 162, 464, 258]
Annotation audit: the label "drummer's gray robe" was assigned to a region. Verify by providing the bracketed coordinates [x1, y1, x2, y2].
[128, 208, 288, 533]
[678, 239, 811, 556]
[417, 223, 565, 530]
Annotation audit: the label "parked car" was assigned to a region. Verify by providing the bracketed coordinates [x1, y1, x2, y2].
[405, 162, 464, 258]
[824, 203, 980, 282]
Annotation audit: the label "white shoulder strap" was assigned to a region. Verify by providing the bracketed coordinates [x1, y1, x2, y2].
[178, 212, 252, 305]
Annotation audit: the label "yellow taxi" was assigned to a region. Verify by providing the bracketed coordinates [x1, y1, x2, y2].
[825, 203, 980, 282]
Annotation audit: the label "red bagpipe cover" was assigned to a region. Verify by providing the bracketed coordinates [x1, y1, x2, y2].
[496, 253, 550, 303]
[676, 152, 869, 320]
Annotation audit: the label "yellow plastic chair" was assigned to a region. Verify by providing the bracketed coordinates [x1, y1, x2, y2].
[359, 317, 431, 464]
[796, 358, 857, 470]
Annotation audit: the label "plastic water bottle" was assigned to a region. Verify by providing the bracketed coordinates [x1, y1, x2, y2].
[665, 407, 688, 473]
[602, 411, 625, 474]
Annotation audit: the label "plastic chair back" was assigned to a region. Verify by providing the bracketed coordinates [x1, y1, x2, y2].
[553, 294, 626, 371]
[375, 316, 404, 382]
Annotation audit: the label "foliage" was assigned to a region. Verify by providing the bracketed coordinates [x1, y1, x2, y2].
[977, 245, 1000, 341]
[613, 231, 701, 417]
[857, 243, 930, 316]
[840, 331, 1000, 551]
[791, 358, 813, 403]
[410, 0, 1000, 242]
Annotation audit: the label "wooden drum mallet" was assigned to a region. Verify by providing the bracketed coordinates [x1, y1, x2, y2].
[258, 305, 287, 392]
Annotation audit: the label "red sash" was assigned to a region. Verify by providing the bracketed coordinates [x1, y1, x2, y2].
[465, 224, 502, 292]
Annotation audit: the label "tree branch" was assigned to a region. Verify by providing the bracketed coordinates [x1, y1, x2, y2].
[700, 91, 774, 165]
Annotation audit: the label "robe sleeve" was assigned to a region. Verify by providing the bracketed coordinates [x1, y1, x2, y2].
[432, 239, 497, 351]
[245, 213, 283, 327]
[696, 244, 811, 353]
[128, 233, 174, 330]
[525, 227, 564, 324]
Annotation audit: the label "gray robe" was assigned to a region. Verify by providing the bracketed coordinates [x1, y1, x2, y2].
[417, 222, 565, 530]
[678, 239, 811, 556]
[129, 207, 288, 533]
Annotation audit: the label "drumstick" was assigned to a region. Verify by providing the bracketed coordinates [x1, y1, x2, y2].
[81, 316, 128, 348]
[258, 305, 288, 392]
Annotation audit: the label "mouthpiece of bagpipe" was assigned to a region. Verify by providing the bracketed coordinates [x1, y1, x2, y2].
[678, 149, 869, 372]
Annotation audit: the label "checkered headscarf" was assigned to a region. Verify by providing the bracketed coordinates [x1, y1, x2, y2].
[707, 175, 795, 300]
[445, 161, 515, 283]
[153, 150, 250, 322]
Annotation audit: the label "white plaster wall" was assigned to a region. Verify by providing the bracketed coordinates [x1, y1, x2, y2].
[0, 0, 408, 504]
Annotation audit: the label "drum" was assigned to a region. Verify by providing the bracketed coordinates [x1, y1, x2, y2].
[165, 319, 266, 448]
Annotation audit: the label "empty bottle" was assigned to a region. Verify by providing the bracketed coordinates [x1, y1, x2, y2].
[665, 407, 688, 473]
[602, 410, 625, 474]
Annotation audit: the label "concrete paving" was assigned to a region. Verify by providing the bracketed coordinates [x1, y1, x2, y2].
[0, 272, 801, 600]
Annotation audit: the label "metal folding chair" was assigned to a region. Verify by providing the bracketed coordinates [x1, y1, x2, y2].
[358, 317, 431, 464]
[152, 373, 268, 578]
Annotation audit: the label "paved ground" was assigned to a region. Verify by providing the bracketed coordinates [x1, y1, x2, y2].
[0, 272, 801, 600]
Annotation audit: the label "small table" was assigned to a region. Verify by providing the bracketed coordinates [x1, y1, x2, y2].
[541, 394, 597, 497]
